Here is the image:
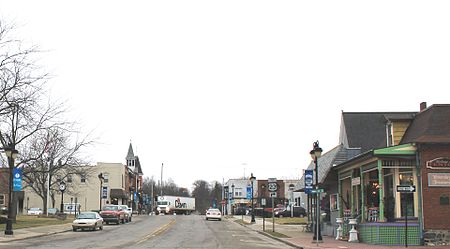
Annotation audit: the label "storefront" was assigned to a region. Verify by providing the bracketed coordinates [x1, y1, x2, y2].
[336, 144, 422, 245]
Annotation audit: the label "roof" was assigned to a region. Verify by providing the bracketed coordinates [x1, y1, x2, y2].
[126, 143, 134, 160]
[401, 104, 450, 144]
[298, 144, 360, 189]
[340, 112, 416, 152]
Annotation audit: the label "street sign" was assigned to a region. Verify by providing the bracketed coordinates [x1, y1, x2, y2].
[261, 198, 266, 206]
[310, 189, 324, 194]
[13, 168, 22, 191]
[268, 182, 278, 192]
[269, 192, 277, 198]
[102, 186, 108, 199]
[397, 185, 416, 193]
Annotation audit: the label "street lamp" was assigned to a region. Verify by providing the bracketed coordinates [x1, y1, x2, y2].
[250, 173, 256, 223]
[231, 184, 235, 215]
[3, 144, 18, 235]
[98, 173, 105, 210]
[310, 141, 323, 242]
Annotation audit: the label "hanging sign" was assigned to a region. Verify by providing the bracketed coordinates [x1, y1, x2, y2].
[427, 157, 450, 169]
[13, 168, 22, 191]
[304, 170, 313, 194]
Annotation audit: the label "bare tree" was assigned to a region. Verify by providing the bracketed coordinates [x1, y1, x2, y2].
[20, 127, 95, 213]
[0, 20, 66, 220]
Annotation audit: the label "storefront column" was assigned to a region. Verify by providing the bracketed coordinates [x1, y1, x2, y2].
[377, 160, 385, 222]
[338, 173, 342, 218]
[360, 168, 365, 222]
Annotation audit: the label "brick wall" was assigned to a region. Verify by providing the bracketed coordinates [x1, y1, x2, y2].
[420, 144, 450, 230]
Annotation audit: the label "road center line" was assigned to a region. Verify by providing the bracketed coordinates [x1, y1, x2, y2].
[135, 219, 176, 245]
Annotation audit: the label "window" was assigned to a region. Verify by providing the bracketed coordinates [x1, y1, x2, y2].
[67, 175, 72, 183]
[330, 194, 339, 211]
[103, 174, 109, 183]
[399, 168, 414, 217]
[81, 176, 86, 183]
[0, 195, 4, 205]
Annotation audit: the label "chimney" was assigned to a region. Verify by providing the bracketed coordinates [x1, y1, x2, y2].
[420, 102, 427, 111]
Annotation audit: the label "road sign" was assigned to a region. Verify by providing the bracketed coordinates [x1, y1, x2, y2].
[397, 185, 416, 193]
[268, 182, 278, 192]
[261, 198, 266, 206]
[310, 189, 324, 194]
[269, 192, 277, 198]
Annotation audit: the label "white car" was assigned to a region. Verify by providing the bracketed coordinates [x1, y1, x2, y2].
[120, 205, 132, 222]
[205, 208, 222, 221]
[72, 212, 103, 231]
[27, 207, 43, 215]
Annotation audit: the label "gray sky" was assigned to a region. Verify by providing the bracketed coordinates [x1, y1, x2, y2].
[1, 1, 449, 189]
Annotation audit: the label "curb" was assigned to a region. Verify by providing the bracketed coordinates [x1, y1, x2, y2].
[232, 219, 303, 249]
[0, 229, 72, 243]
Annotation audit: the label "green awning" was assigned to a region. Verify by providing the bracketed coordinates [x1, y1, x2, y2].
[373, 143, 416, 156]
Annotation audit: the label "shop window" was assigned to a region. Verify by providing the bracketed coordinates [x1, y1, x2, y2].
[365, 170, 380, 208]
[330, 194, 339, 211]
[399, 168, 415, 217]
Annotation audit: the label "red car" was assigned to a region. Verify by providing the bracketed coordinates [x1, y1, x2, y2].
[99, 205, 127, 225]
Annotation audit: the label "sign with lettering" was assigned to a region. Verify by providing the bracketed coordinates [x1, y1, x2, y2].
[304, 170, 313, 194]
[102, 186, 108, 199]
[351, 177, 361, 186]
[397, 185, 416, 193]
[428, 173, 450, 187]
[13, 168, 22, 191]
[427, 157, 450, 169]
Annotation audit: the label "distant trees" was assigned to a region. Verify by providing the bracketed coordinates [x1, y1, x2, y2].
[191, 180, 223, 213]
[142, 176, 190, 202]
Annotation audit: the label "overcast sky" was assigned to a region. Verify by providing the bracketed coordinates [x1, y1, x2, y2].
[1, 1, 449, 189]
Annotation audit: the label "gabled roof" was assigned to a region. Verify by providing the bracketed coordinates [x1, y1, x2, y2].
[340, 112, 416, 152]
[401, 104, 450, 144]
[126, 143, 134, 160]
[298, 144, 360, 189]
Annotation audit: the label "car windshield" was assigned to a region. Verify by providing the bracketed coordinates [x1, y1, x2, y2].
[30, 208, 40, 211]
[157, 201, 168, 205]
[208, 209, 220, 212]
[103, 206, 118, 211]
[77, 213, 96, 219]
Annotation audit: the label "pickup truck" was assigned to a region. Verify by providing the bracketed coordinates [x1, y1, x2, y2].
[99, 205, 127, 224]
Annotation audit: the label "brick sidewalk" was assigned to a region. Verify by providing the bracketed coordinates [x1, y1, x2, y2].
[230, 215, 447, 249]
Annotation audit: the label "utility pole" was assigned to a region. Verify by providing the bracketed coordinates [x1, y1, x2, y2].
[160, 163, 163, 196]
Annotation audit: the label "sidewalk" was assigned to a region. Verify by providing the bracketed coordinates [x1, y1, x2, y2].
[0, 214, 147, 243]
[0, 222, 73, 243]
[229, 215, 446, 249]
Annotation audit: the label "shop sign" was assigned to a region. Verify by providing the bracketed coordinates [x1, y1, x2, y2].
[351, 177, 361, 186]
[427, 157, 450, 169]
[428, 173, 450, 187]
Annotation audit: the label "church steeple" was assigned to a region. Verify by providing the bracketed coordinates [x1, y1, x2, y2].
[126, 142, 135, 168]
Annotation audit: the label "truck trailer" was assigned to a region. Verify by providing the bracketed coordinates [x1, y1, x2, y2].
[156, 196, 195, 215]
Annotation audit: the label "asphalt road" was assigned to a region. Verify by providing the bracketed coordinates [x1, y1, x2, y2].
[3, 215, 294, 249]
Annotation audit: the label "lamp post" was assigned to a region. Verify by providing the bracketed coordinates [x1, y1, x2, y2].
[250, 173, 256, 223]
[3, 144, 18, 235]
[231, 184, 235, 215]
[98, 173, 104, 210]
[310, 141, 323, 243]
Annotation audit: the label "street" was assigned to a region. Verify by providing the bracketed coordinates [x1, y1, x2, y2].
[2, 215, 294, 249]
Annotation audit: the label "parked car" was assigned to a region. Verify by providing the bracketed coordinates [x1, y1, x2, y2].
[234, 207, 247, 215]
[205, 208, 222, 221]
[120, 205, 132, 222]
[27, 207, 43, 215]
[274, 206, 306, 218]
[48, 208, 59, 215]
[99, 205, 126, 224]
[72, 212, 103, 231]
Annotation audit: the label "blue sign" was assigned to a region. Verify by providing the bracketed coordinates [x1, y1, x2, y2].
[246, 186, 252, 199]
[305, 170, 313, 194]
[134, 192, 138, 203]
[13, 168, 22, 191]
[102, 186, 108, 199]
